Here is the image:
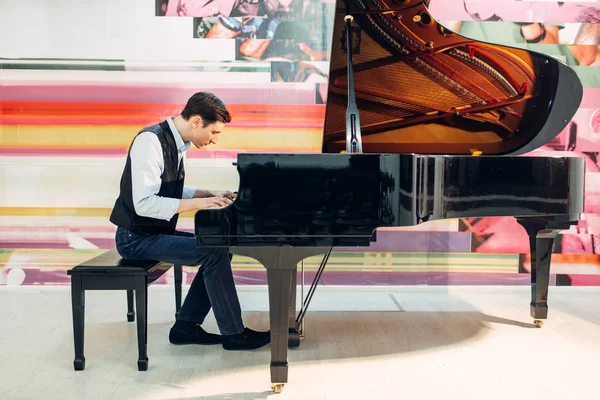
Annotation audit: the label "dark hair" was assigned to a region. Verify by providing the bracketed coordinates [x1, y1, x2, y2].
[180, 92, 232, 126]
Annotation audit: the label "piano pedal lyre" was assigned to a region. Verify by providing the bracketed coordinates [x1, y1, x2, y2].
[295, 249, 333, 342]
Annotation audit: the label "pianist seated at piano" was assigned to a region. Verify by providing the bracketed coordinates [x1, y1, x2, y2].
[108, 92, 271, 351]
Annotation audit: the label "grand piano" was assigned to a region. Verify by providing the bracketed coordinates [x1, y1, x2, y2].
[194, 0, 585, 393]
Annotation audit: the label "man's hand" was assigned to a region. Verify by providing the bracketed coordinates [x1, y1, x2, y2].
[211, 190, 237, 200]
[195, 196, 233, 209]
[193, 189, 237, 200]
[177, 196, 232, 213]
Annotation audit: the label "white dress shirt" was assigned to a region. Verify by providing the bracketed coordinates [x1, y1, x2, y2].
[129, 117, 197, 221]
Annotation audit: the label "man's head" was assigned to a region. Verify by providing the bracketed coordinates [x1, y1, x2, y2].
[176, 92, 232, 148]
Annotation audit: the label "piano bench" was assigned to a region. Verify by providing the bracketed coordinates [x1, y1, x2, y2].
[66, 249, 183, 372]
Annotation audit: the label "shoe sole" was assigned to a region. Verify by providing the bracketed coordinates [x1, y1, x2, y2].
[222, 339, 271, 351]
[169, 339, 222, 345]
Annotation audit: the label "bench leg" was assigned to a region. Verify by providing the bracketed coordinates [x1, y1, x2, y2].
[71, 275, 85, 371]
[127, 290, 135, 322]
[174, 265, 182, 319]
[135, 276, 149, 371]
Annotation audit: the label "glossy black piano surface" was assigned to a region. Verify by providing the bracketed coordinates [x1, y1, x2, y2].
[195, 153, 584, 247]
[193, 0, 586, 393]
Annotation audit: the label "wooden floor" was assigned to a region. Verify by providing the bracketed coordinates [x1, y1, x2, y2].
[1, 284, 599, 399]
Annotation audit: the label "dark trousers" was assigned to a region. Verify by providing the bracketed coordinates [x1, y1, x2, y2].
[115, 227, 244, 335]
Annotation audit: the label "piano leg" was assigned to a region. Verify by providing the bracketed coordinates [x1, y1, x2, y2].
[517, 218, 566, 328]
[71, 275, 85, 370]
[288, 268, 301, 348]
[230, 246, 329, 393]
[267, 267, 294, 392]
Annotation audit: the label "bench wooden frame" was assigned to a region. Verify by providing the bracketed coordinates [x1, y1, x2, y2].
[67, 249, 183, 371]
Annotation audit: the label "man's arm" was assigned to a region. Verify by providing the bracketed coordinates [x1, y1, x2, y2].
[182, 186, 217, 199]
[182, 185, 199, 199]
[130, 133, 233, 219]
[184, 187, 236, 199]
[130, 132, 182, 220]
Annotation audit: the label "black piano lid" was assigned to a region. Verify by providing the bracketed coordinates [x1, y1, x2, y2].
[322, 0, 583, 155]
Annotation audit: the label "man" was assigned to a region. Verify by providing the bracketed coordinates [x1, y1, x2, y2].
[109, 92, 270, 351]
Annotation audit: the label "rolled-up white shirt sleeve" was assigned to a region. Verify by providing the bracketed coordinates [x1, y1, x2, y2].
[130, 131, 180, 221]
[182, 185, 197, 199]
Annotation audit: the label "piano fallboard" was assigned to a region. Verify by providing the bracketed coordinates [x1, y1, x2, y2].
[194, 153, 584, 247]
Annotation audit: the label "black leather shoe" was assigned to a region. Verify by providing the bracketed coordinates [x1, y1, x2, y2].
[243, 327, 270, 340]
[169, 323, 222, 345]
[222, 327, 270, 350]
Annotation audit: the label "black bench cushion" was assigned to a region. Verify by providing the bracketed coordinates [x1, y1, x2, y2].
[68, 249, 165, 276]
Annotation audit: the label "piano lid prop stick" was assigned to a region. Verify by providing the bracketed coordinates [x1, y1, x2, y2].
[300, 259, 305, 339]
[344, 3, 363, 154]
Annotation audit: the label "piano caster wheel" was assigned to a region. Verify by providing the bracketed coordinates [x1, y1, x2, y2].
[271, 383, 285, 393]
[288, 336, 300, 348]
[533, 319, 544, 328]
[138, 358, 149, 371]
[288, 328, 302, 348]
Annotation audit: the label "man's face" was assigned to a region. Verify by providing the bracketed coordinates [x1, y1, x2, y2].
[190, 117, 224, 148]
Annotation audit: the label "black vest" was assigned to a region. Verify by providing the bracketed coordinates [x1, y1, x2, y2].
[109, 120, 185, 235]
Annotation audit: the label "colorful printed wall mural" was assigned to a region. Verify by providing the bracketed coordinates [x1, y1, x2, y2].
[1, 0, 599, 286]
